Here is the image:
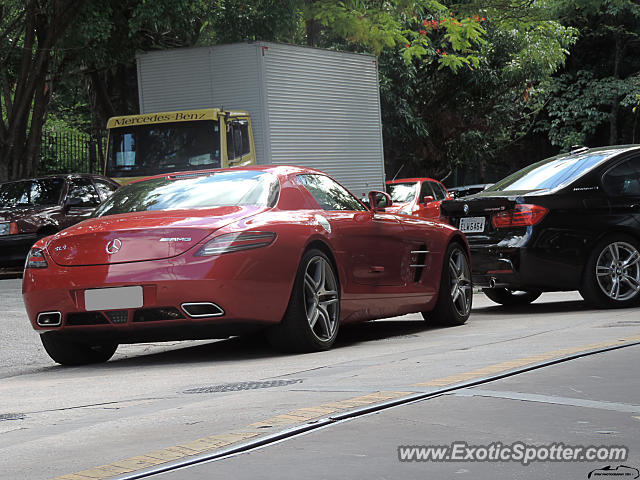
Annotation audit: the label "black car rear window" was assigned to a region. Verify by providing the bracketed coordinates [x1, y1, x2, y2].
[485, 153, 608, 192]
[0, 178, 64, 208]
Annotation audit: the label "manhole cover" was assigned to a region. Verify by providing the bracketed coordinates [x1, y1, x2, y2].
[183, 379, 303, 394]
[0, 413, 25, 421]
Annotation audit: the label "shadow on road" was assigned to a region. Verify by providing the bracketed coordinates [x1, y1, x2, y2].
[53, 318, 445, 370]
[473, 299, 591, 316]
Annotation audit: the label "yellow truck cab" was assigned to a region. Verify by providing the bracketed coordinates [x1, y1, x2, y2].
[105, 108, 256, 184]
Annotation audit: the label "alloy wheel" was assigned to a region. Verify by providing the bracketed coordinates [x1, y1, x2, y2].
[449, 249, 473, 317]
[303, 256, 339, 341]
[596, 241, 640, 301]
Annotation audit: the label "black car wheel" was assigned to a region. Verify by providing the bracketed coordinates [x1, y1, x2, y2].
[40, 333, 118, 366]
[482, 288, 542, 306]
[423, 242, 472, 326]
[580, 235, 640, 308]
[267, 249, 340, 352]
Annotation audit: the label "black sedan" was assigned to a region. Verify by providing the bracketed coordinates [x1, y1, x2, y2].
[0, 174, 119, 268]
[442, 145, 640, 308]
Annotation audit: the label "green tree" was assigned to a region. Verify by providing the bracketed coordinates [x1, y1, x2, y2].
[531, 0, 640, 150]
[378, 0, 577, 182]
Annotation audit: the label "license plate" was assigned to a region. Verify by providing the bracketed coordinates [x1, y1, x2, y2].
[84, 286, 143, 311]
[459, 216, 486, 233]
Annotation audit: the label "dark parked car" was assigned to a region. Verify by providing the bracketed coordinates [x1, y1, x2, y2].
[442, 145, 640, 308]
[447, 183, 492, 198]
[0, 174, 119, 267]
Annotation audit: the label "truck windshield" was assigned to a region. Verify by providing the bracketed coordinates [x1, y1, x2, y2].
[106, 120, 221, 178]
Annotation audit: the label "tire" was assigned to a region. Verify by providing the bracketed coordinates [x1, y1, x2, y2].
[482, 288, 542, 306]
[579, 234, 640, 308]
[422, 242, 472, 326]
[40, 333, 118, 366]
[267, 249, 340, 352]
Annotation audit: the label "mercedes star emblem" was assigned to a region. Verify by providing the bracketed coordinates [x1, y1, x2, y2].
[106, 238, 122, 254]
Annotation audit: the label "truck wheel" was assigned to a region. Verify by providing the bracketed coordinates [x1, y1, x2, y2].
[40, 333, 118, 366]
[422, 242, 472, 326]
[579, 235, 640, 308]
[267, 249, 340, 352]
[482, 288, 542, 306]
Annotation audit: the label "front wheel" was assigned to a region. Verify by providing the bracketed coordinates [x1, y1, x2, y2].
[422, 242, 472, 326]
[579, 235, 640, 308]
[40, 333, 118, 366]
[482, 288, 542, 306]
[267, 249, 340, 352]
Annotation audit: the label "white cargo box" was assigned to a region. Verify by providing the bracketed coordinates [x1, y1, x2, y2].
[136, 42, 385, 197]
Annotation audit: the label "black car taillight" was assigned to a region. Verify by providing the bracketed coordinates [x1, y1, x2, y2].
[25, 247, 49, 269]
[492, 204, 548, 228]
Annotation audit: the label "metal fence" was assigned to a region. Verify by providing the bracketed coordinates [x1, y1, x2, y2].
[39, 131, 105, 175]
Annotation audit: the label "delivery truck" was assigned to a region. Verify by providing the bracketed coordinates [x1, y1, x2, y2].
[104, 41, 386, 197]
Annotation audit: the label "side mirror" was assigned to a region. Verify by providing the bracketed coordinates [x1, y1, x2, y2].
[368, 191, 392, 211]
[422, 195, 434, 204]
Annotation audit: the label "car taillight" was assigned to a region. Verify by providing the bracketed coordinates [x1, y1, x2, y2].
[25, 248, 48, 269]
[0, 222, 17, 235]
[491, 204, 548, 228]
[195, 231, 276, 256]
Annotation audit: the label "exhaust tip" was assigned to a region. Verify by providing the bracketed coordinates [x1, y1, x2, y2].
[181, 302, 225, 318]
[37, 311, 62, 327]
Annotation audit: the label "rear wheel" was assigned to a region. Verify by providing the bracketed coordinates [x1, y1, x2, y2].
[579, 235, 640, 308]
[482, 288, 542, 306]
[267, 249, 340, 352]
[40, 333, 118, 366]
[422, 242, 472, 326]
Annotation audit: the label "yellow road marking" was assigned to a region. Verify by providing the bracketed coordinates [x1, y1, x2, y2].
[413, 336, 640, 388]
[55, 336, 640, 480]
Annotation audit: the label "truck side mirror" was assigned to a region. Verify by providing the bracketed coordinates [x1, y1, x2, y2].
[368, 191, 392, 211]
[422, 195, 434, 204]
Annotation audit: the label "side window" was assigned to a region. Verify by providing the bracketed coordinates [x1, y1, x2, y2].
[30, 178, 65, 205]
[298, 174, 366, 211]
[435, 182, 449, 199]
[94, 179, 119, 201]
[602, 157, 640, 196]
[226, 120, 250, 161]
[66, 178, 100, 207]
[429, 181, 446, 201]
[419, 182, 436, 202]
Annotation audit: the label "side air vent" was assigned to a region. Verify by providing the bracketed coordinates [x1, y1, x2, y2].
[410, 244, 429, 283]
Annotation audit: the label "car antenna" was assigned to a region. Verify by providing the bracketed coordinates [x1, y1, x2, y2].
[391, 164, 405, 181]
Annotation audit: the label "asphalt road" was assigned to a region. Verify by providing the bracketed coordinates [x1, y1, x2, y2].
[1, 278, 639, 480]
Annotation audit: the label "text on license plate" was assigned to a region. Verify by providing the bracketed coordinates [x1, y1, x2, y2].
[459, 217, 486, 233]
[84, 286, 143, 311]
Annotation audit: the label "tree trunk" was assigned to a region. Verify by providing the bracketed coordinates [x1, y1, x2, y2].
[0, 0, 82, 181]
[609, 33, 622, 145]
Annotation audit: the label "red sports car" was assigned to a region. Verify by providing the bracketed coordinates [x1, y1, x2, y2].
[23, 166, 472, 365]
[385, 178, 452, 219]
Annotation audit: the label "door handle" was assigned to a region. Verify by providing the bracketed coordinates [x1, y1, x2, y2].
[369, 266, 385, 273]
